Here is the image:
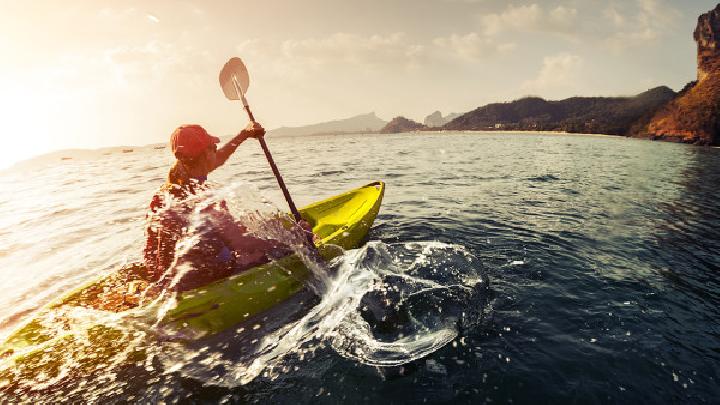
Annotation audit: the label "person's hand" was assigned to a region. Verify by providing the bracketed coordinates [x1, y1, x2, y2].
[297, 220, 311, 232]
[298, 220, 319, 242]
[241, 121, 265, 139]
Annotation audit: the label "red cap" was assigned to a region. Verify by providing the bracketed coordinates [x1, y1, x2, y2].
[170, 125, 220, 161]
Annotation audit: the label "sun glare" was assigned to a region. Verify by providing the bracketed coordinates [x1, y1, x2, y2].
[0, 90, 55, 169]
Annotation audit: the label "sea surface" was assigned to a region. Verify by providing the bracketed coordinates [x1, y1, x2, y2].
[0, 132, 719, 403]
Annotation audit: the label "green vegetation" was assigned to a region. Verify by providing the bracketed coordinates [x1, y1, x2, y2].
[444, 87, 676, 135]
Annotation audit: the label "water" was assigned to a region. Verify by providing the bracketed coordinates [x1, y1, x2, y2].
[1, 132, 719, 403]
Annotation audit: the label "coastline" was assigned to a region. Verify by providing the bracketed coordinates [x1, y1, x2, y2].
[5, 130, 704, 174]
[401, 129, 624, 138]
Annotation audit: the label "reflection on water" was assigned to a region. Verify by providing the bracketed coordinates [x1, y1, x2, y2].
[0, 133, 719, 402]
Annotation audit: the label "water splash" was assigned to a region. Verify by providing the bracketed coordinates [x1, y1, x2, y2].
[160, 240, 488, 386]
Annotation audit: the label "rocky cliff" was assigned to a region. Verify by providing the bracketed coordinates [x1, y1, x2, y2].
[635, 4, 720, 145]
[423, 111, 462, 128]
[695, 4, 720, 82]
[380, 116, 427, 134]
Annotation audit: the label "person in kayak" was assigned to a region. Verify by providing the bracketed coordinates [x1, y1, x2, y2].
[143, 123, 307, 290]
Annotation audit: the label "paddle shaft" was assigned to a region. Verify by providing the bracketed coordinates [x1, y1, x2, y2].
[231, 76, 316, 247]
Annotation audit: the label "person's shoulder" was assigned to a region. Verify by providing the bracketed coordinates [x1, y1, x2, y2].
[149, 183, 183, 211]
[159, 182, 190, 199]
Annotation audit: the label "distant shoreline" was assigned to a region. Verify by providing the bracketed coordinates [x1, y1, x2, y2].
[390, 129, 626, 138]
[421, 129, 569, 135]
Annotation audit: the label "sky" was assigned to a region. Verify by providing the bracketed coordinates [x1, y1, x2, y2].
[0, 0, 717, 167]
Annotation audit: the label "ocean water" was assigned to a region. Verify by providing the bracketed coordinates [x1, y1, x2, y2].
[0, 132, 719, 403]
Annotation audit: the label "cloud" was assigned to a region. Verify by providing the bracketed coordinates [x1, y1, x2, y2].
[236, 31, 513, 78]
[479, 4, 578, 36]
[603, 0, 681, 50]
[433, 33, 515, 60]
[521, 53, 584, 96]
[603, 7, 625, 26]
[279, 33, 421, 68]
[99, 41, 215, 89]
[236, 33, 425, 76]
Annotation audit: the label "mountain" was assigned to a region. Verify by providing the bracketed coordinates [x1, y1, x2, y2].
[380, 117, 427, 134]
[268, 112, 387, 137]
[443, 86, 676, 135]
[423, 111, 462, 128]
[632, 4, 720, 145]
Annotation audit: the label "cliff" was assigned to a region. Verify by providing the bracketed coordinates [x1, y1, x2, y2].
[423, 111, 462, 128]
[380, 116, 427, 134]
[635, 4, 720, 145]
[695, 4, 720, 82]
[444, 86, 675, 135]
[269, 112, 387, 137]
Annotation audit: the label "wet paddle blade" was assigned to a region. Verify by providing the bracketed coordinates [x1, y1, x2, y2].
[219, 57, 250, 100]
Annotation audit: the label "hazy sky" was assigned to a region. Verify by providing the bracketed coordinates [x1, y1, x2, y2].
[0, 0, 716, 167]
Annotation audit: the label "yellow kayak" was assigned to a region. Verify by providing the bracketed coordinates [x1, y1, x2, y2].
[0, 181, 384, 388]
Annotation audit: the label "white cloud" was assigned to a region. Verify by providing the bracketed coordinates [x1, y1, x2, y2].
[98, 41, 215, 90]
[603, 0, 681, 50]
[236, 33, 426, 76]
[236, 31, 513, 78]
[279, 33, 420, 68]
[603, 7, 625, 26]
[521, 53, 584, 96]
[479, 4, 578, 36]
[549, 5, 578, 27]
[432, 33, 516, 60]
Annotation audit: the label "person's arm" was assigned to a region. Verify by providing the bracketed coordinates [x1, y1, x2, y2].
[206, 207, 291, 255]
[212, 122, 265, 171]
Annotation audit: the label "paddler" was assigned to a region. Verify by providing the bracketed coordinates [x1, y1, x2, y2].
[143, 123, 310, 291]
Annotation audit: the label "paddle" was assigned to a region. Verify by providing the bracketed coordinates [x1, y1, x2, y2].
[219, 57, 315, 248]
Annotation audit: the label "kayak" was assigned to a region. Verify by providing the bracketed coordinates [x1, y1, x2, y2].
[0, 181, 384, 388]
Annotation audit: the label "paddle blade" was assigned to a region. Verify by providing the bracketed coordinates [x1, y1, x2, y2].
[219, 57, 250, 100]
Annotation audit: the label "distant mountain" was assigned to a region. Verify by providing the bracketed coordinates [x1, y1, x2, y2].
[380, 116, 427, 134]
[423, 111, 462, 128]
[444, 86, 676, 135]
[269, 112, 387, 137]
[632, 4, 720, 145]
